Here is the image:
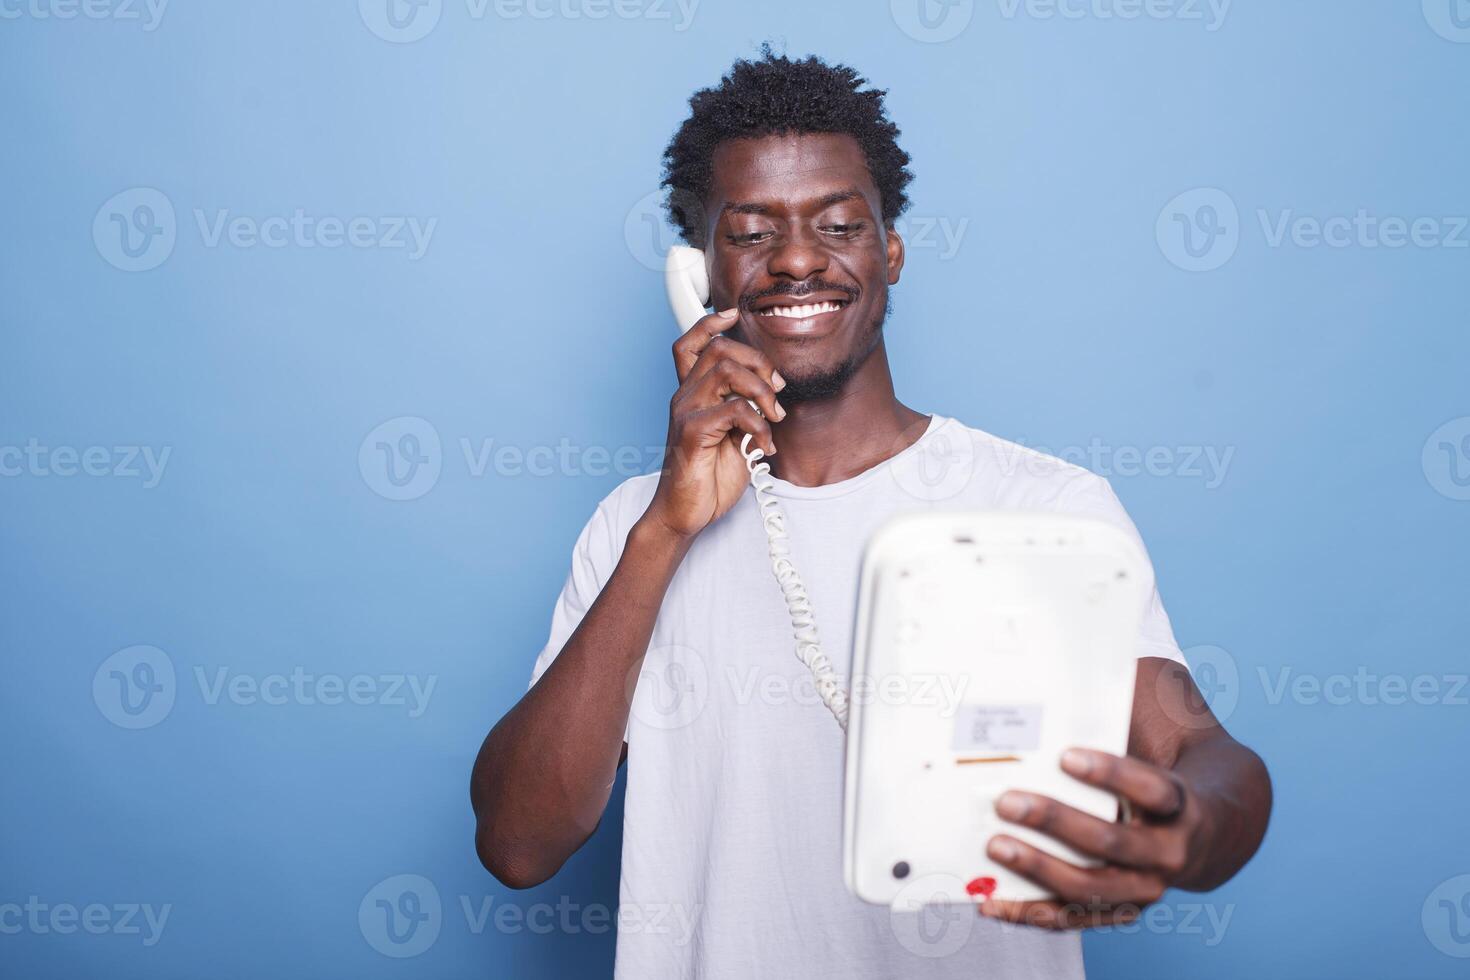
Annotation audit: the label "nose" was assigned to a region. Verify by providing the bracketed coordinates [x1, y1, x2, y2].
[766, 227, 830, 283]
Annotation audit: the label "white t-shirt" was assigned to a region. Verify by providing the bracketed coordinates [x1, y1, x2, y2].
[529, 415, 1187, 980]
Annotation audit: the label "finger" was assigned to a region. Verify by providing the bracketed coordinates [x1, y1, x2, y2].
[986, 835, 1166, 907]
[684, 399, 776, 458]
[994, 791, 1158, 871]
[1060, 749, 1186, 819]
[672, 309, 740, 382]
[683, 360, 785, 423]
[979, 898, 1142, 931]
[682, 335, 786, 404]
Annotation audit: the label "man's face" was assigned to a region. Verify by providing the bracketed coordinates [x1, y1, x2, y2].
[702, 132, 904, 401]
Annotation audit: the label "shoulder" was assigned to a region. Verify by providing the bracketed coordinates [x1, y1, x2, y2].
[930, 416, 1110, 509]
[569, 472, 661, 564]
[594, 471, 660, 526]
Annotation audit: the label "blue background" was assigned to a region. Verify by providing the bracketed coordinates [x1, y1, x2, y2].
[3, 1, 1468, 977]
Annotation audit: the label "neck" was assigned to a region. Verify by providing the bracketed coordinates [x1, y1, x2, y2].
[767, 340, 929, 488]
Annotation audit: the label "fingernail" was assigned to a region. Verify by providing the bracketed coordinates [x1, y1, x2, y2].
[1061, 749, 1092, 776]
[717, 307, 738, 318]
[774, 401, 787, 420]
[772, 371, 786, 391]
[995, 792, 1031, 821]
[988, 838, 1019, 863]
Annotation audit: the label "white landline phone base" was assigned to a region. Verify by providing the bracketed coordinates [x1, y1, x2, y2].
[844, 512, 1148, 906]
[663, 245, 1144, 906]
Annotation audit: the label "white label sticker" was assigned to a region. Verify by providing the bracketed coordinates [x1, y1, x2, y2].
[952, 704, 1043, 752]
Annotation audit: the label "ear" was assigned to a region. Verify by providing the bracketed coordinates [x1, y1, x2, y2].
[885, 224, 905, 286]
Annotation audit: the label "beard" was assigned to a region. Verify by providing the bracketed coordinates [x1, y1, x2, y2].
[777, 296, 892, 405]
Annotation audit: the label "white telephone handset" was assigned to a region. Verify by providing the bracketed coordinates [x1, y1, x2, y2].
[665, 245, 711, 333]
[663, 246, 849, 728]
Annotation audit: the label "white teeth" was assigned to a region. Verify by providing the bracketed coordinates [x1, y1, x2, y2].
[759, 301, 844, 318]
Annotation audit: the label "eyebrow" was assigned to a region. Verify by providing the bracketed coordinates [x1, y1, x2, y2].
[721, 188, 864, 217]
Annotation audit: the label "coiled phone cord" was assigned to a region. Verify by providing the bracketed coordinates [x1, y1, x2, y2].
[739, 432, 850, 730]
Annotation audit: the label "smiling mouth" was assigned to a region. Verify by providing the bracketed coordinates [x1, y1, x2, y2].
[755, 299, 849, 319]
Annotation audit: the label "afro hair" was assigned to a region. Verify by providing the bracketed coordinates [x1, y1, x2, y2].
[661, 47, 914, 248]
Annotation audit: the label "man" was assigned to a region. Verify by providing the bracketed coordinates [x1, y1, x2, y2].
[472, 50, 1271, 978]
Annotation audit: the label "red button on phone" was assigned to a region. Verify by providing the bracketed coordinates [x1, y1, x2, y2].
[965, 877, 997, 899]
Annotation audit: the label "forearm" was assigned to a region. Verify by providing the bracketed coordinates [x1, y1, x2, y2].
[471, 516, 690, 887]
[1169, 732, 1272, 892]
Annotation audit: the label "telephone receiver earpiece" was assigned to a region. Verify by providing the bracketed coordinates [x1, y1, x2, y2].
[665, 244, 710, 334]
[665, 243, 754, 414]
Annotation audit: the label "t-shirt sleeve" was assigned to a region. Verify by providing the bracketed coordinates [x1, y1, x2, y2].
[1057, 473, 1188, 665]
[528, 484, 648, 745]
[529, 495, 625, 690]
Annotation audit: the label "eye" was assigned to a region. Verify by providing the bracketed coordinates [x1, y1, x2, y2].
[821, 221, 866, 238]
[728, 231, 774, 246]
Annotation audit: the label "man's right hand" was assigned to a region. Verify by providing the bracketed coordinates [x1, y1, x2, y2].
[645, 308, 787, 540]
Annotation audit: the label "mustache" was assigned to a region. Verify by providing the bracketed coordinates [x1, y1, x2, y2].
[740, 279, 859, 309]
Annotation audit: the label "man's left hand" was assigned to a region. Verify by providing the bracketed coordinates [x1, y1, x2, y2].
[980, 747, 1215, 930]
